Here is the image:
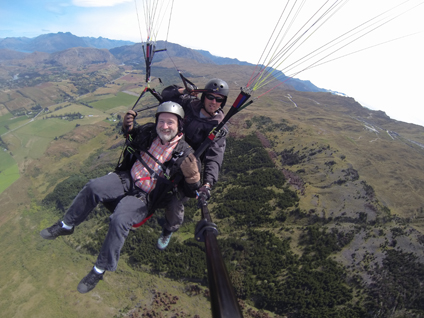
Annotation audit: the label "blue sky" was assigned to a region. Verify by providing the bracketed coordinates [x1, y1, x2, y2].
[2, 0, 424, 127]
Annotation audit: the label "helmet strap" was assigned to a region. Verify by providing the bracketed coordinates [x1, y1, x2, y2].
[201, 105, 217, 118]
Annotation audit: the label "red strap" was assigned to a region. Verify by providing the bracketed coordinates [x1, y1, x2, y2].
[132, 213, 153, 228]
[137, 176, 151, 181]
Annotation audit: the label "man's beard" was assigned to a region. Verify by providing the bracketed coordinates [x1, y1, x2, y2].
[157, 128, 177, 142]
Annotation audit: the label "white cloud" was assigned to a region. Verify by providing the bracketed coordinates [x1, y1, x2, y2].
[72, 0, 132, 8]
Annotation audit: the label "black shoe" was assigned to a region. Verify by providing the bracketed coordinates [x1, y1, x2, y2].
[40, 221, 74, 240]
[77, 268, 104, 294]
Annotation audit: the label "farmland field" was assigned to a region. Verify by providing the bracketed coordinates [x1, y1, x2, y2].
[0, 151, 19, 194]
[0, 113, 30, 135]
[89, 92, 138, 111]
[47, 103, 107, 117]
[0, 98, 125, 193]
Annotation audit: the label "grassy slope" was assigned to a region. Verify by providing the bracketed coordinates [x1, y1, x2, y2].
[0, 106, 105, 196]
[0, 159, 19, 193]
[0, 204, 212, 318]
[252, 88, 424, 218]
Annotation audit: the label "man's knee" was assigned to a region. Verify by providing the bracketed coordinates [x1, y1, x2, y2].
[86, 175, 112, 194]
[84, 173, 121, 198]
[109, 212, 132, 230]
[111, 197, 148, 228]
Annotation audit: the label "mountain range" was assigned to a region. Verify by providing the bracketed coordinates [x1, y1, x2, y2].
[0, 31, 134, 53]
[0, 32, 325, 93]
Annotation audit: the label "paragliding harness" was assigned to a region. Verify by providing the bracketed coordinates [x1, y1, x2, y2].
[178, 72, 225, 96]
[115, 123, 187, 227]
[130, 43, 166, 113]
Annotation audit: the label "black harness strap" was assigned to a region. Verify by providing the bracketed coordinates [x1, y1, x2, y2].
[143, 150, 168, 178]
[131, 150, 168, 183]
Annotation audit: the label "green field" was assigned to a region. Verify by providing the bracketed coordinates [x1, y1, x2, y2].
[89, 92, 138, 111]
[0, 113, 30, 135]
[0, 103, 117, 194]
[47, 103, 107, 117]
[8, 105, 111, 155]
[78, 93, 116, 103]
[0, 151, 19, 194]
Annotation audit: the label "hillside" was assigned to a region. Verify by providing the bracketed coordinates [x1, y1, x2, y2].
[49, 47, 119, 66]
[0, 48, 29, 61]
[1, 53, 424, 317]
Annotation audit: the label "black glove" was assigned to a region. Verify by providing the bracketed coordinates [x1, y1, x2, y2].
[197, 184, 211, 201]
[123, 110, 137, 132]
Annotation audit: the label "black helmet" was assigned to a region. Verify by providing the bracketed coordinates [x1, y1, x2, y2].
[155, 101, 185, 132]
[204, 78, 229, 96]
[201, 78, 229, 107]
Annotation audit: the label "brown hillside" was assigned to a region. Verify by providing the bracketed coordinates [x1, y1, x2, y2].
[0, 48, 29, 61]
[49, 47, 119, 66]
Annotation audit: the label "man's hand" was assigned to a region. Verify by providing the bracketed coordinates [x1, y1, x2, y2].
[197, 184, 211, 201]
[180, 153, 200, 184]
[123, 110, 137, 132]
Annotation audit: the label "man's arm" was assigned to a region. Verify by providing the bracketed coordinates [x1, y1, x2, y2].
[202, 128, 227, 187]
[161, 85, 198, 108]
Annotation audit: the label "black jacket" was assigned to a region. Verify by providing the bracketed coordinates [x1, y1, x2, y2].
[161, 85, 227, 187]
[117, 122, 200, 211]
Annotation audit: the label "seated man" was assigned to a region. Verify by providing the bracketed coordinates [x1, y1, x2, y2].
[161, 78, 230, 214]
[40, 101, 201, 294]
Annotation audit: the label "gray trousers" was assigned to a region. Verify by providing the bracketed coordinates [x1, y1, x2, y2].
[62, 171, 186, 272]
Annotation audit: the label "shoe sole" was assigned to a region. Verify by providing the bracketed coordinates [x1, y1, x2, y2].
[156, 240, 170, 250]
[77, 273, 103, 293]
[40, 230, 57, 240]
[77, 285, 92, 294]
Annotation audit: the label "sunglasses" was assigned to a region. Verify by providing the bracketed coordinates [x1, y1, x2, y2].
[205, 94, 225, 103]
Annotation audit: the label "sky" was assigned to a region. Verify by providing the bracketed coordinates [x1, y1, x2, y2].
[1, 0, 424, 127]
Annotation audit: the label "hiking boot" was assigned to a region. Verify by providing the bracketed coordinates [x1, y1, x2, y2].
[40, 221, 74, 240]
[157, 229, 173, 250]
[77, 268, 104, 294]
